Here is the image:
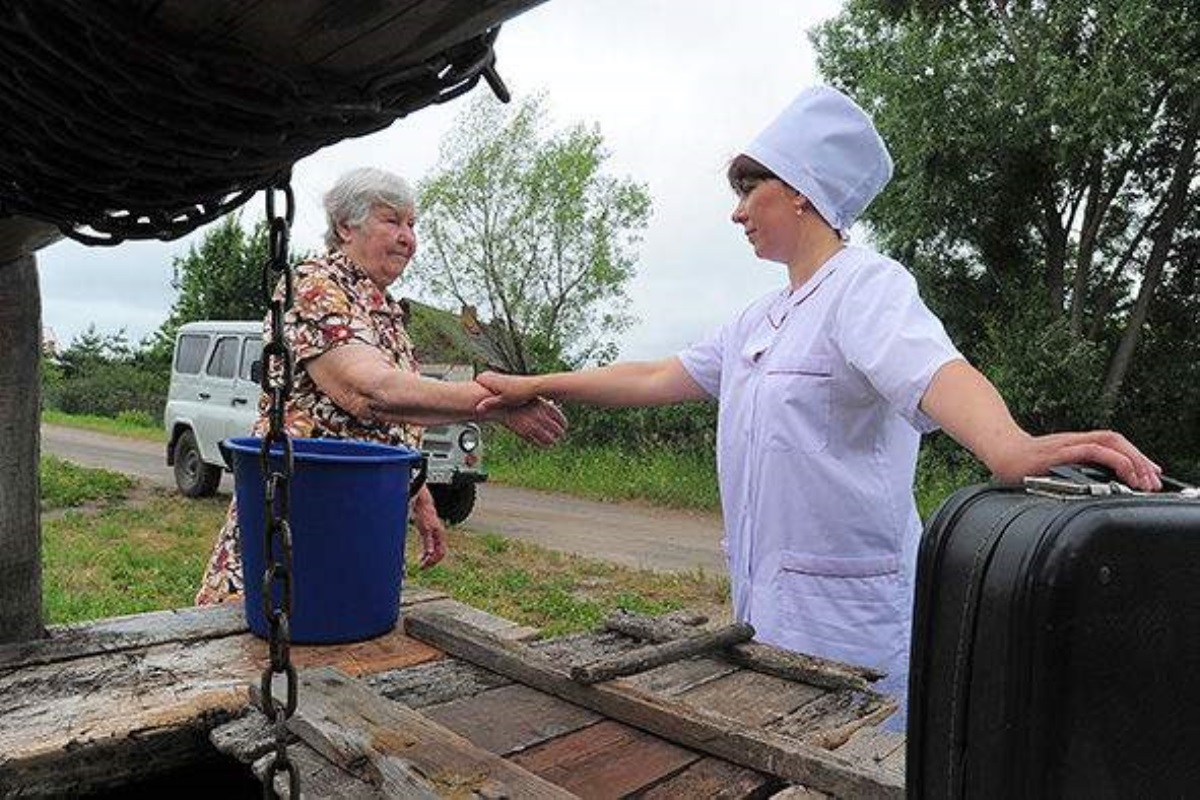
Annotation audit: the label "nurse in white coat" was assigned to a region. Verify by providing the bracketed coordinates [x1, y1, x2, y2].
[475, 86, 1161, 727]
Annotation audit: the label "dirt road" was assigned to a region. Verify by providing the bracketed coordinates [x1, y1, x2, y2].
[40, 424, 726, 575]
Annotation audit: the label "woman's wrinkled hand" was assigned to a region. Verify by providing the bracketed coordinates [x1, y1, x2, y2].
[410, 485, 447, 568]
[499, 397, 567, 447]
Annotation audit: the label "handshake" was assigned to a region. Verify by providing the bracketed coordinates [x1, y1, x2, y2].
[472, 371, 565, 447]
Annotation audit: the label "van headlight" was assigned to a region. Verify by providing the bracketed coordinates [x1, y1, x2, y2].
[458, 427, 480, 452]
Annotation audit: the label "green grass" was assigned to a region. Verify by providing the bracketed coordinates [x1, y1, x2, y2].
[38, 454, 730, 630]
[40, 455, 135, 511]
[486, 431, 721, 512]
[42, 493, 229, 623]
[406, 532, 729, 638]
[42, 409, 164, 442]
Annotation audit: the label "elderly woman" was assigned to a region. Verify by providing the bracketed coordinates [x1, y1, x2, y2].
[473, 87, 1160, 728]
[196, 166, 565, 605]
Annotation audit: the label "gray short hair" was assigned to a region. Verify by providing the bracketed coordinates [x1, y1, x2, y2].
[323, 167, 415, 250]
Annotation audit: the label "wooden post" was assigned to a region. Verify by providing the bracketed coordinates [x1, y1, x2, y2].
[0, 254, 44, 643]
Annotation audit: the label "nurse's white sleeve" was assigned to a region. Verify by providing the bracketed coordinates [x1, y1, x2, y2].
[677, 324, 728, 399]
[834, 259, 962, 432]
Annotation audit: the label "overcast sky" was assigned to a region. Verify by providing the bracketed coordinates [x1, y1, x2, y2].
[37, 0, 846, 360]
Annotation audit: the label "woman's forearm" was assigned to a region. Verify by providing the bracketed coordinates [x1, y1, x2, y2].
[919, 359, 1031, 476]
[522, 358, 709, 408]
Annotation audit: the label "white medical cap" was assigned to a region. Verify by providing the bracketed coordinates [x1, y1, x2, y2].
[744, 86, 893, 232]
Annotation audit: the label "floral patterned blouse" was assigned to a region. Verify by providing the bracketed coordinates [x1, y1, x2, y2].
[195, 250, 422, 604]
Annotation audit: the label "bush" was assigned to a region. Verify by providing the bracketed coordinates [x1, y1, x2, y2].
[563, 401, 718, 452]
[49, 361, 168, 420]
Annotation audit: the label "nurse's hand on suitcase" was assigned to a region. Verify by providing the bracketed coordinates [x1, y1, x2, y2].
[988, 430, 1162, 492]
[921, 360, 1162, 492]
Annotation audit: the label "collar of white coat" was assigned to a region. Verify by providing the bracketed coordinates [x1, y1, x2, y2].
[783, 246, 852, 309]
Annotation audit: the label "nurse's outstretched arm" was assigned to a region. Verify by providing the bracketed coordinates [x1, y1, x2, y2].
[920, 359, 1161, 491]
[476, 357, 710, 413]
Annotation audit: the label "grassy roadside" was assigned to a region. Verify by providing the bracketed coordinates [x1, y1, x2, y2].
[42, 409, 972, 518]
[485, 429, 721, 512]
[38, 456, 730, 629]
[42, 409, 165, 442]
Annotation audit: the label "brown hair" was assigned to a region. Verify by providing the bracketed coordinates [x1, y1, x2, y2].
[726, 154, 779, 197]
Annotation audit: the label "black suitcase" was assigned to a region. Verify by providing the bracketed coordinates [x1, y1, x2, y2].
[907, 468, 1200, 799]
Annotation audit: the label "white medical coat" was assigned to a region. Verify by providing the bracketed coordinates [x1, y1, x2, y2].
[678, 246, 961, 716]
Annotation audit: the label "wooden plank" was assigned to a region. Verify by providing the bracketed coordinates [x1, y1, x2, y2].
[215, 707, 395, 798]
[404, 609, 904, 799]
[769, 692, 897, 751]
[619, 656, 738, 697]
[0, 602, 247, 670]
[570, 623, 755, 684]
[251, 736, 389, 800]
[288, 667, 574, 798]
[677, 669, 825, 729]
[286, 627, 444, 676]
[510, 719, 699, 798]
[365, 658, 512, 709]
[423, 683, 600, 755]
[209, 708, 276, 765]
[833, 727, 906, 783]
[0, 589, 448, 672]
[0, 633, 262, 795]
[410, 597, 541, 642]
[639, 756, 778, 800]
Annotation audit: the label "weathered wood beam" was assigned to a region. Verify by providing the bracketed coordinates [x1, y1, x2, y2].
[405, 609, 903, 800]
[604, 611, 882, 693]
[0, 602, 247, 671]
[570, 622, 755, 684]
[0, 587, 450, 671]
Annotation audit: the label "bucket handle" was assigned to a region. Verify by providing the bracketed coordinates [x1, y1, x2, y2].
[410, 454, 428, 496]
[218, 439, 233, 470]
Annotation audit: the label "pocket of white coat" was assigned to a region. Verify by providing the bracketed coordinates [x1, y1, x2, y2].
[762, 357, 832, 453]
[771, 550, 903, 668]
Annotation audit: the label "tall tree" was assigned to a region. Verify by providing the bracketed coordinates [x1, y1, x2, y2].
[414, 94, 652, 373]
[147, 213, 272, 360]
[813, 1, 1200, 429]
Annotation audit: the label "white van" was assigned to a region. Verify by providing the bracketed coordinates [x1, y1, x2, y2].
[164, 320, 486, 524]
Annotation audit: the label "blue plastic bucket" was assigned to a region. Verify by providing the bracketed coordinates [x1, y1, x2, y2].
[222, 437, 426, 644]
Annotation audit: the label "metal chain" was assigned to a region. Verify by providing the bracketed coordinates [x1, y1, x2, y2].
[0, 3, 509, 247]
[259, 180, 300, 799]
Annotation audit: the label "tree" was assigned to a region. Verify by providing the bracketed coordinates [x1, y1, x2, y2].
[414, 94, 652, 373]
[147, 213, 273, 361]
[813, 1, 1200, 439]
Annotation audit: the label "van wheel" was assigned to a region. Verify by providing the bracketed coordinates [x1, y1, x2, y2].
[429, 484, 476, 526]
[174, 429, 221, 498]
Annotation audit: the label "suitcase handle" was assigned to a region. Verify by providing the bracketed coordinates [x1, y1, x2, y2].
[1043, 463, 1197, 495]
